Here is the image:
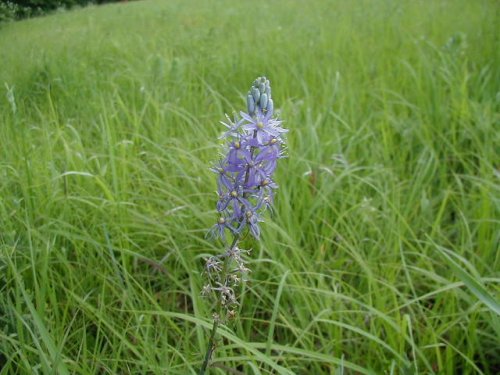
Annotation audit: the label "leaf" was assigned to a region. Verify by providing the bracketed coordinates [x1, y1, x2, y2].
[436, 246, 500, 315]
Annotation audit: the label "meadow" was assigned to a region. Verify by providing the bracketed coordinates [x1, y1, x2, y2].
[0, 0, 499, 373]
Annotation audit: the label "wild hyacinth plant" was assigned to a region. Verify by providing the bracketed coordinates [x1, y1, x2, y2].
[200, 77, 287, 374]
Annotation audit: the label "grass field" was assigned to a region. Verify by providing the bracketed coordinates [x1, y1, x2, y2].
[0, 0, 499, 373]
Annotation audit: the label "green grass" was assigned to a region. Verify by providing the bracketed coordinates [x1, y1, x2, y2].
[0, 0, 499, 373]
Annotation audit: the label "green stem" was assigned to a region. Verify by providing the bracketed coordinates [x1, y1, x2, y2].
[199, 318, 219, 375]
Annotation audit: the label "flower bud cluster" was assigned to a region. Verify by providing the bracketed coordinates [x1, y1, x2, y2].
[247, 76, 273, 116]
[208, 77, 288, 241]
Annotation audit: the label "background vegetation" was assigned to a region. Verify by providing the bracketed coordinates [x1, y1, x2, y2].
[0, 0, 498, 373]
[0, 0, 119, 22]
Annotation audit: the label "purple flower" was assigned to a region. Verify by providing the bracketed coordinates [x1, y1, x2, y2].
[240, 111, 288, 144]
[241, 209, 263, 239]
[243, 145, 279, 187]
[208, 76, 287, 242]
[219, 113, 244, 139]
[210, 160, 233, 191]
[225, 141, 249, 173]
[207, 216, 235, 242]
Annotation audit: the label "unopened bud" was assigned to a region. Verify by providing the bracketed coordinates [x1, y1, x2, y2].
[252, 87, 260, 104]
[265, 85, 271, 97]
[247, 94, 255, 115]
[260, 93, 268, 110]
[267, 98, 274, 114]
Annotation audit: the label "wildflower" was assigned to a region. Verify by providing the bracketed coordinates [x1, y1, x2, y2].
[219, 112, 244, 139]
[209, 76, 287, 241]
[240, 111, 288, 144]
[200, 77, 287, 375]
[201, 284, 212, 297]
[205, 256, 222, 276]
[207, 216, 234, 242]
[213, 282, 237, 306]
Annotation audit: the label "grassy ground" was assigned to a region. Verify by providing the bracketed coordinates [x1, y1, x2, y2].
[0, 0, 499, 373]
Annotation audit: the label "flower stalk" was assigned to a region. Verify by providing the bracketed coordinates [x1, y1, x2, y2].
[200, 77, 287, 373]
